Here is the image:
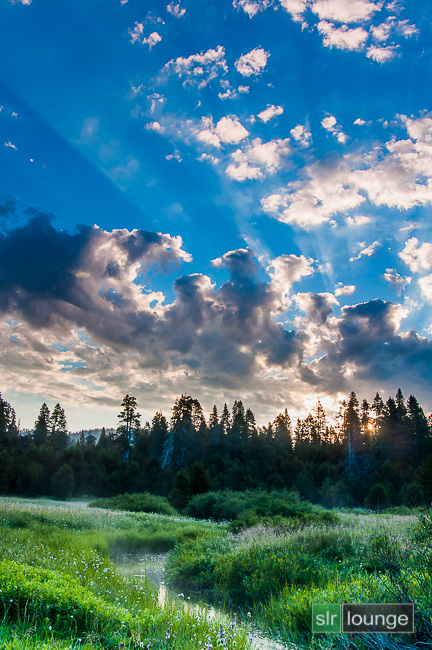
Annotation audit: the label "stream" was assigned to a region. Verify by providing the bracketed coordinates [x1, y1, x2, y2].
[115, 552, 294, 650]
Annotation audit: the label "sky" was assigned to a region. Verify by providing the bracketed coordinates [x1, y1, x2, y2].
[1, 0, 432, 432]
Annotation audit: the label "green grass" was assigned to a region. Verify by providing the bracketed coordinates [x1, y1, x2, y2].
[88, 493, 177, 517]
[0, 497, 249, 650]
[167, 508, 432, 649]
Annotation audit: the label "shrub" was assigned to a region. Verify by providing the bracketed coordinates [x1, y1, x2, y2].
[88, 492, 177, 516]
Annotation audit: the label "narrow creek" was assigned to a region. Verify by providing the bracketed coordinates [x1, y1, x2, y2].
[115, 551, 295, 650]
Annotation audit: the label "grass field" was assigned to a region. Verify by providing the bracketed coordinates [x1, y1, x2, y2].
[0, 497, 430, 650]
[0, 497, 249, 650]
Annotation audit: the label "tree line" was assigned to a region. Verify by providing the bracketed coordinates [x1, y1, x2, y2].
[0, 389, 432, 509]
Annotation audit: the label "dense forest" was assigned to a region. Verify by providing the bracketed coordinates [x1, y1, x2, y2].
[1, 389, 432, 510]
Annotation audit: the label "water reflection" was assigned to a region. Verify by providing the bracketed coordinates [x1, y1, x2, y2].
[116, 552, 294, 650]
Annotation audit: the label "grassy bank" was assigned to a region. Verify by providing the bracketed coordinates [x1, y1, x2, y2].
[0, 497, 248, 650]
[167, 509, 432, 649]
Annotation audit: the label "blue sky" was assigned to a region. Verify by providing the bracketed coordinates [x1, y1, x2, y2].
[1, 0, 432, 431]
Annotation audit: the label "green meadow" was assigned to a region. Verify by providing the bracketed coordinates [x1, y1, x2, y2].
[0, 496, 431, 650]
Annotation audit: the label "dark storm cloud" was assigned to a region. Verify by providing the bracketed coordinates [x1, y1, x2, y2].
[3, 217, 432, 406]
[310, 299, 432, 392]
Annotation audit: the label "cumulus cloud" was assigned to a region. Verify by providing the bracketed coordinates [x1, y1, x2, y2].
[226, 137, 291, 181]
[146, 121, 164, 132]
[382, 268, 411, 295]
[334, 282, 356, 296]
[257, 105, 284, 123]
[318, 21, 368, 50]
[4, 142, 17, 150]
[235, 48, 270, 77]
[345, 215, 372, 226]
[399, 237, 432, 273]
[164, 46, 228, 87]
[233, 0, 270, 18]
[354, 118, 366, 125]
[268, 254, 316, 312]
[196, 115, 249, 149]
[262, 114, 432, 230]
[418, 275, 432, 302]
[166, 149, 182, 162]
[2, 215, 432, 422]
[128, 23, 162, 48]
[366, 45, 398, 62]
[349, 240, 380, 262]
[215, 116, 250, 144]
[290, 124, 312, 147]
[311, 0, 380, 23]
[166, 2, 186, 18]
[321, 114, 348, 143]
[279, 0, 308, 21]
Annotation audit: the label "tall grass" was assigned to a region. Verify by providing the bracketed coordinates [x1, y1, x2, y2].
[0, 498, 249, 650]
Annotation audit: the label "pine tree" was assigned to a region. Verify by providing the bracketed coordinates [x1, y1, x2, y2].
[342, 392, 361, 478]
[220, 403, 231, 435]
[372, 392, 384, 437]
[150, 411, 168, 460]
[273, 408, 292, 446]
[116, 395, 141, 462]
[314, 400, 327, 443]
[245, 408, 257, 439]
[49, 403, 68, 452]
[33, 403, 50, 447]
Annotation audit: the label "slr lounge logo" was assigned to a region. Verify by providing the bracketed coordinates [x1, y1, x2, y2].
[312, 603, 414, 634]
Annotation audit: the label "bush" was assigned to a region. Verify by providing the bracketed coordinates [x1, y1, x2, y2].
[88, 492, 177, 516]
[186, 489, 339, 530]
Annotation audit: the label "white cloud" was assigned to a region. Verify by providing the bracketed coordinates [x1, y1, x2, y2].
[167, 2, 186, 18]
[268, 254, 316, 311]
[321, 114, 348, 143]
[233, 0, 270, 18]
[235, 48, 270, 77]
[257, 105, 284, 123]
[290, 124, 312, 146]
[215, 117, 249, 144]
[196, 116, 249, 148]
[311, 0, 380, 23]
[262, 114, 432, 230]
[349, 240, 380, 262]
[197, 129, 222, 149]
[354, 118, 366, 125]
[226, 137, 291, 181]
[9, 0, 32, 4]
[318, 21, 368, 50]
[399, 237, 432, 273]
[382, 268, 411, 295]
[238, 85, 250, 93]
[370, 20, 392, 42]
[198, 152, 219, 165]
[4, 142, 17, 150]
[146, 121, 164, 132]
[334, 282, 356, 296]
[129, 23, 162, 48]
[345, 215, 371, 226]
[396, 20, 419, 38]
[321, 115, 337, 131]
[164, 46, 227, 87]
[279, 0, 308, 21]
[366, 45, 398, 62]
[225, 162, 264, 181]
[262, 161, 365, 229]
[166, 150, 182, 162]
[418, 275, 432, 302]
[143, 32, 162, 49]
